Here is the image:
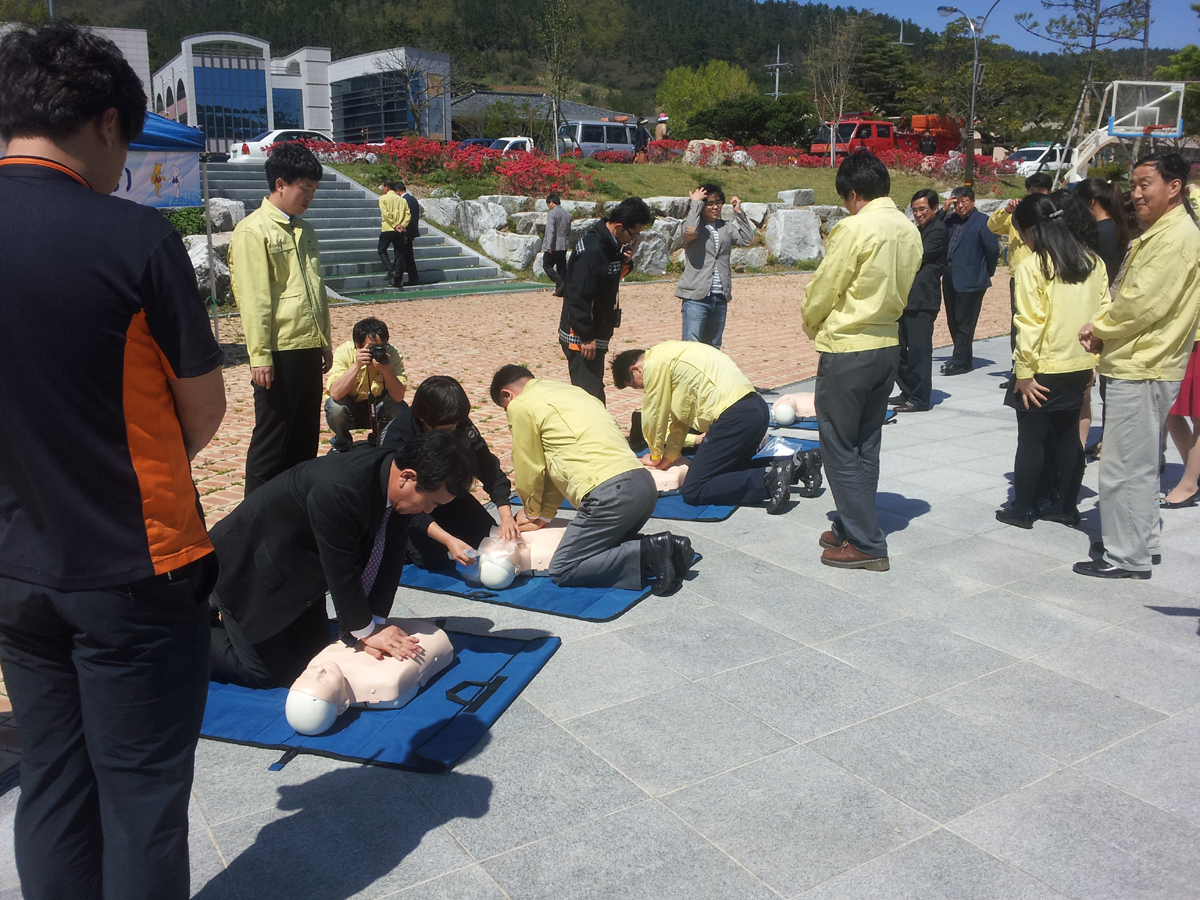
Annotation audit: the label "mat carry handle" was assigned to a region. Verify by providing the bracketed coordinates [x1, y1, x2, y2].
[445, 676, 508, 713]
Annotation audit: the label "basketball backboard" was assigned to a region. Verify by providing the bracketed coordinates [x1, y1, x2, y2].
[1109, 81, 1185, 138]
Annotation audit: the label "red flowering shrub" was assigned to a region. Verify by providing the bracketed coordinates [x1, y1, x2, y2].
[380, 136, 451, 177]
[443, 144, 505, 178]
[496, 154, 591, 195]
[592, 150, 634, 163]
[294, 139, 383, 163]
[646, 139, 688, 162]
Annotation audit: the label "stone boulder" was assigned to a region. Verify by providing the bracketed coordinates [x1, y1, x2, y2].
[429, 188, 462, 199]
[670, 248, 686, 265]
[601, 200, 623, 215]
[730, 246, 770, 269]
[777, 189, 816, 208]
[510, 212, 546, 235]
[975, 199, 1006, 216]
[681, 139, 727, 167]
[765, 209, 824, 265]
[721, 202, 770, 228]
[650, 216, 685, 252]
[453, 200, 509, 241]
[183, 232, 232, 261]
[187, 239, 231, 302]
[419, 197, 460, 229]
[644, 196, 691, 218]
[479, 229, 542, 270]
[478, 194, 532, 214]
[631, 230, 670, 275]
[729, 149, 757, 168]
[206, 198, 245, 233]
[809, 205, 850, 228]
[569, 217, 600, 244]
[534, 198, 597, 217]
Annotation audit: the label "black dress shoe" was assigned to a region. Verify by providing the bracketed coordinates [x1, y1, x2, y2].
[1073, 558, 1150, 579]
[1040, 509, 1081, 526]
[792, 448, 823, 498]
[669, 534, 694, 579]
[1090, 541, 1160, 565]
[1161, 488, 1200, 509]
[764, 457, 794, 514]
[995, 507, 1036, 529]
[940, 364, 970, 376]
[640, 533, 676, 594]
[888, 393, 909, 405]
[893, 402, 930, 413]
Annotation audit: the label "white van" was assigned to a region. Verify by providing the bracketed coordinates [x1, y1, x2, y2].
[557, 120, 637, 158]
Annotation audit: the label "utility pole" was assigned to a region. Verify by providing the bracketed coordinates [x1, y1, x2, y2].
[893, 22, 915, 46]
[765, 45, 792, 100]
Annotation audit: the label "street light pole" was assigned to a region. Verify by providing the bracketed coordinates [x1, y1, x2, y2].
[938, 0, 1002, 186]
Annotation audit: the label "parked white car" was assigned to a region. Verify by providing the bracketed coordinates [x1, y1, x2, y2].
[230, 129, 335, 162]
[1007, 144, 1070, 177]
[489, 136, 535, 154]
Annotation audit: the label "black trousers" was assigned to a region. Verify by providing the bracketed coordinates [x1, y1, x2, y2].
[407, 494, 500, 569]
[1012, 409, 1086, 516]
[377, 231, 405, 280]
[942, 273, 984, 371]
[562, 342, 607, 405]
[543, 250, 567, 289]
[815, 346, 899, 558]
[245, 346, 325, 494]
[209, 600, 332, 690]
[400, 230, 420, 286]
[681, 393, 771, 506]
[896, 308, 937, 408]
[0, 556, 216, 900]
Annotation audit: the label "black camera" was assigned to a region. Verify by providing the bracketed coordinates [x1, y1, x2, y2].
[368, 343, 391, 364]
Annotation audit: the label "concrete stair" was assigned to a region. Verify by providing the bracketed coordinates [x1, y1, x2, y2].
[203, 162, 509, 294]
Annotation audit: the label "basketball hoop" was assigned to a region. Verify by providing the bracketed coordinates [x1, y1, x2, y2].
[1141, 123, 1174, 136]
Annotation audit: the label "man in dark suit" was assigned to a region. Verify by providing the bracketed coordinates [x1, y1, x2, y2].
[208, 431, 475, 689]
[398, 180, 422, 288]
[893, 188, 948, 412]
[941, 185, 1000, 375]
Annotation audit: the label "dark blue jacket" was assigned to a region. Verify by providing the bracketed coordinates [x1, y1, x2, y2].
[946, 208, 1000, 293]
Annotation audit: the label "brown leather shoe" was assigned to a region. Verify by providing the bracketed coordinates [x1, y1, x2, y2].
[821, 541, 889, 571]
[819, 530, 839, 549]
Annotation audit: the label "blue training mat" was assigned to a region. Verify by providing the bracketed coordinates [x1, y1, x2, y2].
[400, 562, 663, 621]
[201, 630, 560, 772]
[770, 409, 897, 432]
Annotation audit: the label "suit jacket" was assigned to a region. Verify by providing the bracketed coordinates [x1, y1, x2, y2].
[946, 208, 1000, 293]
[906, 213, 948, 312]
[210, 449, 408, 644]
[401, 192, 421, 238]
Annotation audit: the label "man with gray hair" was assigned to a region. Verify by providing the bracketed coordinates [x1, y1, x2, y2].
[941, 185, 999, 375]
[543, 192, 571, 297]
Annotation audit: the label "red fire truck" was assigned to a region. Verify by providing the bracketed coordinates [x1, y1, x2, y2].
[810, 114, 962, 158]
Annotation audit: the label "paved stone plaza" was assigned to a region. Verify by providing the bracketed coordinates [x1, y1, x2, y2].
[3, 322, 1199, 897]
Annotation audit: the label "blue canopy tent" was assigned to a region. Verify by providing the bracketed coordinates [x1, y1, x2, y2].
[130, 111, 207, 153]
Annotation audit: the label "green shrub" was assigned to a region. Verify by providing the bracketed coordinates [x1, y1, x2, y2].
[161, 207, 206, 236]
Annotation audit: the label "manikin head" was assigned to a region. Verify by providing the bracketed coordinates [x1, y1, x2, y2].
[836, 150, 891, 216]
[611, 350, 646, 390]
[286, 661, 351, 735]
[387, 430, 475, 515]
[0, 22, 147, 195]
[265, 142, 322, 217]
[490, 364, 535, 409]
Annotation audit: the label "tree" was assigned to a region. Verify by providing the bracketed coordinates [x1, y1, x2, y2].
[807, 14, 866, 165]
[850, 18, 918, 117]
[539, 0, 580, 157]
[686, 93, 817, 146]
[370, 47, 454, 139]
[0, 0, 49, 22]
[1156, 44, 1200, 137]
[655, 59, 756, 132]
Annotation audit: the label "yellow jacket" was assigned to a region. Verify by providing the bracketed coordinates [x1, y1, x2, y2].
[507, 378, 642, 518]
[641, 341, 755, 462]
[988, 207, 1031, 273]
[379, 191, 410, 233]
[229, 198, 330, 367]
[802, 197, 923, 353]
[323, 339, 408, 401]
[1093, 204, 1200, 381]
[1012, 255, 1106, 379]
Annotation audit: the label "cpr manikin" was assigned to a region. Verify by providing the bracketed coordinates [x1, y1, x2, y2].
[285, 618, 455, 735]
[772, 392, 816, 426]
[476, 521, 571, 588]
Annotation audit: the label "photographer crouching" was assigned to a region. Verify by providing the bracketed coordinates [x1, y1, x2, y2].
[325, 316, 408, 452]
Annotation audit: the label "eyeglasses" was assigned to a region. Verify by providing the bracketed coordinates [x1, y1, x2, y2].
[703, 201, 723, 208]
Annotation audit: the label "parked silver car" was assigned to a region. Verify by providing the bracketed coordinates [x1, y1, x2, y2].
[557, 120, 637, 158]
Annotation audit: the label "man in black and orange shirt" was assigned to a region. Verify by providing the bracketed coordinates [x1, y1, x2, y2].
[0, 24, 226, 900]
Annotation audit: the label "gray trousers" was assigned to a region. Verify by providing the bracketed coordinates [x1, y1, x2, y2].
[815, 345, 900, 558]
[548, 468, 657, 589]
[1098, 379, 1181, 571]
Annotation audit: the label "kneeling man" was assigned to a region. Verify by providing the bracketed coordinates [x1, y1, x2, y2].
[209, 431, 475, 689]
[490, 365, 691, 594]
[612, 341, 798, 512]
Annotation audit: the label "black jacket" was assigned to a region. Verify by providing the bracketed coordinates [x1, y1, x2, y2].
[906, 213, 948, 312]
[945, 208, 1000, 293]
[380, 402, 508, 531]
[559, 218, 623, 346]
[402, 192, 421, 238]
[210, 449, 406, 644]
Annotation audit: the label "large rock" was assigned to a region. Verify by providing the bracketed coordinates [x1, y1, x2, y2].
[975, 199, 1005, 216]
[534, 198, 596, 217]
[183, 232, 232, 261]
[420, 197, 460, 229]
[478, 194, 532, 214]
[510, 212, 546, 235]
[631, 230, 670, 275]
[645, 196, 690, 218]
[809, 205, 850, 226]
[729, 149, 757, 168]
[777, 189, 815, 207]
[601, 200, 623, 215]
[721, 202, 770, 228]
[765, 209, 824, 265]
[453, 200, 509, 241]
[730, 246, 770, 269]
[429, 188, 461, 199]
[187, 239, 231, 302]
[206, 197, 245, 233]
[479, 229, 542, 269]
[681, 138, 728, 166]
[569, 217, 600, 244]
[650, 216, 685, 252]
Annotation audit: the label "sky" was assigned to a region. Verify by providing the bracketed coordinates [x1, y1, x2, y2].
[866, 0, 1197, 54]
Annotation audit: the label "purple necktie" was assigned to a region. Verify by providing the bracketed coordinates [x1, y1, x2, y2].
[360, 507, 393, 596]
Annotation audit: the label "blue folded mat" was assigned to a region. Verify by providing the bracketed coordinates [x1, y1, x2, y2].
[770, 409, 896, 431]
[399, 561, 669, 621]
[201, 630, 560, 772]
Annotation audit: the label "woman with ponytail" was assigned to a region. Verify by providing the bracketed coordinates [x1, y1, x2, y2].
[1075, 177, 1134, 285]
[997, 193, 1109, 529]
